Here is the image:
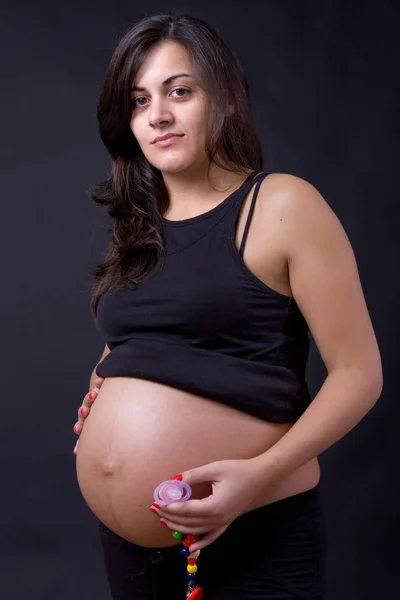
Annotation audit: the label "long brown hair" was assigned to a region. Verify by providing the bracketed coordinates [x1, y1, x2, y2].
[88, 11, 264, 321]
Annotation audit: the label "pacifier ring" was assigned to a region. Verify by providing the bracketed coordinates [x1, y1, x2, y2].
[154, 479, 192, 505]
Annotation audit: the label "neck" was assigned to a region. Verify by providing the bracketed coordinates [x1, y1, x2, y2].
[161, 163, 251, 220]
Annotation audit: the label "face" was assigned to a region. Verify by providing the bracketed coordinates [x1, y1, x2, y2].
[129, 42, 209, 175]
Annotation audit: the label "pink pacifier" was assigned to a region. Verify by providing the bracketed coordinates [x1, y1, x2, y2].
[153, 479, 192, 505]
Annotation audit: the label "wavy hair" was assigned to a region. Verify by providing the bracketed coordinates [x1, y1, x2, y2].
[88, 10, 264, 321]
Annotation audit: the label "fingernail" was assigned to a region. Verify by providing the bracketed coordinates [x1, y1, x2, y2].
[88, 392, 94, 400]
[171, 474, 182, 481]
[152, 503, 160, 509]
[160, 519, 168, 527]
[149, 506, 158, 514]
[73, 449, 77, 455]
[79, 407, 85, 415]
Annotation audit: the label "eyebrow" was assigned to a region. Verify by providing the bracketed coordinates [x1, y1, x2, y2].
[131, 73, 193, 92]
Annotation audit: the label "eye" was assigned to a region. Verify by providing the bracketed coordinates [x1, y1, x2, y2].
[171, 88, 190, 99]
[131, 88, 191, 109]
[132, 97, 147, 108]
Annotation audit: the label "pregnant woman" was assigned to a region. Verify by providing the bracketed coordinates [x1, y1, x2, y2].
[73, 11, 383, 600]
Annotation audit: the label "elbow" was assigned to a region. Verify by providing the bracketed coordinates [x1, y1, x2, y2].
[340, 362, 383, 404]
[361, 363, 383, 404]
[356, 349, 384, 402]
[369, 353, 384, 401]
[372, 369, 384, 401]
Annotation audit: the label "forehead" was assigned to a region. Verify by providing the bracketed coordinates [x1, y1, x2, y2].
[132, 42, 192, 87]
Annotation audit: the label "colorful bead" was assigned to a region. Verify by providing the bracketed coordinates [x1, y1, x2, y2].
[183, 534, 199, 548]
[187, 586, 204, 600]
[187, 564, 198, 574]
[170, 521, 201, 596]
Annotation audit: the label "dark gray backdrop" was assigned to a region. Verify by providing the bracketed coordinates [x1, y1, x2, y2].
[1, 1, 398, 598]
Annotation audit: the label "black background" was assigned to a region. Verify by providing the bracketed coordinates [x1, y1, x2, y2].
[1, 1, 398, 598]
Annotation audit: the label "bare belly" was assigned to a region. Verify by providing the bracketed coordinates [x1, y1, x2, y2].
[76, 377, 320, 547]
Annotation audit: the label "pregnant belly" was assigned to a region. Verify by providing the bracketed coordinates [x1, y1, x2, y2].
[76, 377, 320, 547]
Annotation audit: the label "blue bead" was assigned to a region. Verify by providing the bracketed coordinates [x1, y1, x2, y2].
[187, 573, 197, 581]
[180, 547, 190, 557]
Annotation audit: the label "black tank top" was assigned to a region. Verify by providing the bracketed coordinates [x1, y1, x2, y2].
[95, 171, 311, 423]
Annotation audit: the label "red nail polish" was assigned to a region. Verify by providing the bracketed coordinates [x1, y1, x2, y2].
[171, 474, 182, 481]
[79, 407, 85, 415]
[152, 503, 160, 509]
[88, 392, 93, 400]
[149, 506, 158, 514]
[160, 519, 168, 526]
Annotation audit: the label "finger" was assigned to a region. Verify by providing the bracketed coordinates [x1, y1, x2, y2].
[158, 516, 209, 537]
[155, 507, 217, 530]
[188, 524, 229, 552]
[78, 405, 90, 419]
[77, 405, 90, 426]
[159, 497, 215, 519]
[157, 514, 211, 530]
[73, 439, 79, 455]
[78, 389, 99, 423]
[73, 421, 83, 435]
[85, 388, 99, 406]
[73, 382, 103, 438]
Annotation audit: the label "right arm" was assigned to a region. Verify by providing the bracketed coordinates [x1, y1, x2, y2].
[73, 343, 110, 454]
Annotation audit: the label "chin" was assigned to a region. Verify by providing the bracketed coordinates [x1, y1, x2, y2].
[153, 158, 196, 174]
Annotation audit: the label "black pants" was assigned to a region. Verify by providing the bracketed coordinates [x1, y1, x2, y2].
[98, 483, 327, 599]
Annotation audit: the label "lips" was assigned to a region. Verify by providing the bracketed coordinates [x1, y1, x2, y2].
[153, 133, 184, 144]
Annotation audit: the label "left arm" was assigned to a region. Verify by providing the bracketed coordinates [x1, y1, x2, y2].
[251, 175, 383, 483]
[153, 175, 383, 551]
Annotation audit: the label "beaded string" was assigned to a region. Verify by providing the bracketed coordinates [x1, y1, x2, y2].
[153, 478, 204, 599]
[172, 529, 203, 599]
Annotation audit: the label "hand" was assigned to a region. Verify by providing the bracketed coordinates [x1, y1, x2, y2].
[150, 458, 265, 552]
[73, 376, 104, 455]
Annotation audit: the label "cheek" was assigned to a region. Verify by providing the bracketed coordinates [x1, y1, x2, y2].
[129, 119, 146, 150]
[191, 108, 209, 142]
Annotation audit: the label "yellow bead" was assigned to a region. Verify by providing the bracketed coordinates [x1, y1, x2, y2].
[187, 564, 198, 574]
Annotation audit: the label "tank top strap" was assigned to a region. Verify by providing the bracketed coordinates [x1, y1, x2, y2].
[237, 171, 271, 257]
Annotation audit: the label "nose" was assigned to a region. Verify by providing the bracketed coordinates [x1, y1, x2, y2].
[149, 97, 173, 129]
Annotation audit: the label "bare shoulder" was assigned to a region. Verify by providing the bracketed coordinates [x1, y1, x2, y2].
[258, 173, 382, 386]
[257, 172, 343, 260]
[258, 172, 332, 217]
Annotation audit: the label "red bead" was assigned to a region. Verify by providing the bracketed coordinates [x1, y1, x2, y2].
[183, 534, 199, 548]
[187, 586, 204, 600]
[188, 558, 197, 565]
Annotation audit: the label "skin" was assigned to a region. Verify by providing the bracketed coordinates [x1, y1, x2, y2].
[129, 40, 248, 214]
[73, 377, 103, 455]
[73, 41, 382, 552]
[73, 40, 251, 446]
